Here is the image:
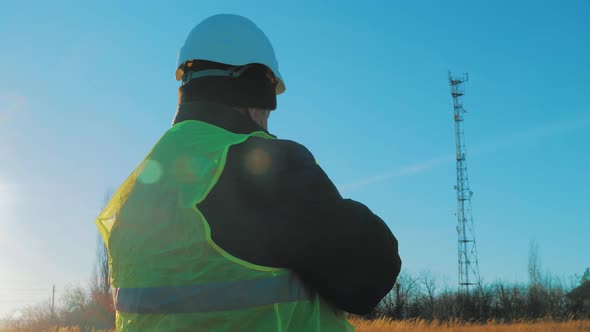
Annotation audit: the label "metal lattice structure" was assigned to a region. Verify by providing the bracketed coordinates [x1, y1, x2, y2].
[449, 72, 481, 294]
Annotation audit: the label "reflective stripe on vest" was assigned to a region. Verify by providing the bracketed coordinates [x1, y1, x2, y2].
[114, 275, 311, 314]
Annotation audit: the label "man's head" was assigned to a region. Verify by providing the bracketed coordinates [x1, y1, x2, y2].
[176, 14, 284, 130]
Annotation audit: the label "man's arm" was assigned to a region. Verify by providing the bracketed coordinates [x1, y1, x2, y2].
[244, 138, 402, 314]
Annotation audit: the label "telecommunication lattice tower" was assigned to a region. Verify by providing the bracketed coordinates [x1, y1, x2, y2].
[449, 72, 482, 294]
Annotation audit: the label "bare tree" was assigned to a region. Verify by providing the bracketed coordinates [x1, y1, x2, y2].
[387, 271, 418, 319]
[528, 239, 541, 286]
[419, 271, 437, 319]
[89, 191, 115, 328]
[91, 191, 111, 294]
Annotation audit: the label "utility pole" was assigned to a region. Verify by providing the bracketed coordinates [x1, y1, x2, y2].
[449, 72, 482, 295]
[51, 285, 55, 318]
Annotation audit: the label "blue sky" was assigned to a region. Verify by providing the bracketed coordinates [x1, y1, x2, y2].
[0, 0, 588, 315]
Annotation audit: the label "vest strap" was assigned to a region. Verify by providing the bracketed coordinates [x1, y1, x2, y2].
[114, 275, 311, 314]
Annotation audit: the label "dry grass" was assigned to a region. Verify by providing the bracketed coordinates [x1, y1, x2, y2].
[2, 320, 590, 331]
[349, 317, 590, 332]
[0, 328, 110, 332]
[0, 328, 112, 332]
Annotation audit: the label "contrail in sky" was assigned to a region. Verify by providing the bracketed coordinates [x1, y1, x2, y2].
[339, 155, 454, 193]
[339, 113, 590, 193]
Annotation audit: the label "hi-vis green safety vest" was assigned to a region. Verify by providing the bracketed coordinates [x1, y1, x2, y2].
[96, 120, 355, 332]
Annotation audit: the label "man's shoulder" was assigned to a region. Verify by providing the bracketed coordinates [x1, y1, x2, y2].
[223, 137, 317, 183]
[233, 136, 315, 166]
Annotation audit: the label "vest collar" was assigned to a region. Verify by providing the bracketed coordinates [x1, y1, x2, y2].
[173, 101, 276, 138]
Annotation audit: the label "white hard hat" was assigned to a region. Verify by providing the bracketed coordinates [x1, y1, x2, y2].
[176, 14, 285, 95]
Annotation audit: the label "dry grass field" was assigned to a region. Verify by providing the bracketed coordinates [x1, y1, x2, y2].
[349, 317, 590, 332]
[2, 319, 590, 331]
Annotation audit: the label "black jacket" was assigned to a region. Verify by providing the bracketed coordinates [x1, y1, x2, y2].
[174, 101, 402, 315]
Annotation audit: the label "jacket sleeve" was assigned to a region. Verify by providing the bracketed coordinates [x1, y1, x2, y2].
[248, 139, 402, 315]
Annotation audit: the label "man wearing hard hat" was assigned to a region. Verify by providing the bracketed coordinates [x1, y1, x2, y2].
[96, 14, 401, 332]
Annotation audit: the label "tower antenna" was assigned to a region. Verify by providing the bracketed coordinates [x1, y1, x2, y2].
[449, 71, 482, 295]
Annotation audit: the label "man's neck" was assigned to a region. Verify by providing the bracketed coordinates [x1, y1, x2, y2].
[173, 101, 275, 137]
